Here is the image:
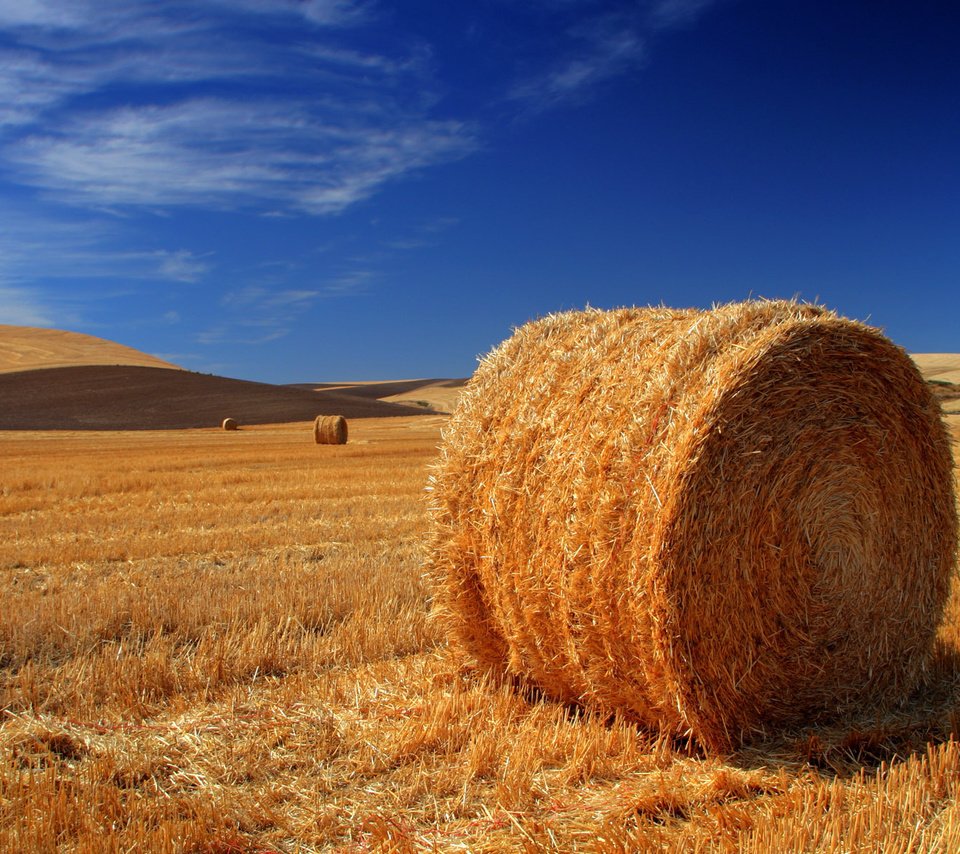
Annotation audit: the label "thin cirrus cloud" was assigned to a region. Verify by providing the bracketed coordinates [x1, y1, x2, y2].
[0, 207, 211, 296]
[502, 0, 721, 115]
[0, 51, 93, 128]
[0, 0, 723, 218]
[0, 0, 476, 215]
[0, 284, 53, 326]
[509, 27, 647, 112]
[207, 273, 370, 345]
[221, 0, 374, 27]
[649, 0, 724, 30]
[8, 99, 473, 214]
[155, 250, 211, 284]
[0, 240, 212, 326]
[0, 0, 366, 33]
[0, 0, 725, 338]
[199, 289, 316, 347]
[0, 0, 87, 28]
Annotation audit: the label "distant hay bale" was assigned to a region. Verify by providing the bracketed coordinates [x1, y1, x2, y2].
[314, 415, 348, 445]
[428, 300, 958, 752]
[222, 417, 238, 431]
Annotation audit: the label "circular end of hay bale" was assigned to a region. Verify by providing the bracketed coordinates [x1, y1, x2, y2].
[221, 417, 238, 431]
[314, 414, 348, 445]
[655, 321, 956, 748]
[428, 301, 958, 751]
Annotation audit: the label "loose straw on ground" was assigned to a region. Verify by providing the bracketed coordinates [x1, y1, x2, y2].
[427, 299, 958, 752]
[314, 415, 348, 445]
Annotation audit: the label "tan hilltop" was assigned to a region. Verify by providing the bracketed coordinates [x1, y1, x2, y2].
[296, 378, 467, 414]
[911, 353, 960, 386]
[0, 325, 180, 373]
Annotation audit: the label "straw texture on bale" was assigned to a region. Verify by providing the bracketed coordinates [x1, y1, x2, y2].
[314, 415, 348, 445]
[221, 417, 238, 431]
[428, 300, 958, 752]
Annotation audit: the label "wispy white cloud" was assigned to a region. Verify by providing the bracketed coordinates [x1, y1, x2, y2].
[0, 283, 53, 326]
[508, 18, 647, 112]
[9, 98, 473, 213]
[0, 0, 475, 216]
[0, 0, 731, 351]
[323, 270, 376, 295]
[223, 286, 328, 310]
[503, 1, 723, 113]
[0, 0, 370, 32]
[0, 50, 90, 128]
[293, 123, 474, 215]
[384, 238, 432, 251]
[649, 0, 722, 30]
[295, 42, 424, 75]
[156, 250, 211, 283]
[0, 0, 87, 28]
[0, 205, 212, 297]
[223, 269, 371, 309]
[382, 215, 460, 251]
[195, 319, 292, 348]
[204, 266, 375, 346]
[1, 1, 719, 220]
[423, 215, 461, 233]
[222, 0, 375, 27]
[0, 38, 273, 130]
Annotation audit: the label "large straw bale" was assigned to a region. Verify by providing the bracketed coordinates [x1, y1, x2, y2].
[428, 300, 958, 752]
[314, 414, 348, 445]
[221, 417, 238, 431]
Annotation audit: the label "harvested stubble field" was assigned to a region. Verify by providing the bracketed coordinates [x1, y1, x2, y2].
[2, 413, 960, 852]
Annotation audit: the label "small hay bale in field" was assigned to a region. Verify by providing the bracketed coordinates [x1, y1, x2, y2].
[314, 414, 348, 445]
[222, 417, 238, 431]
[427, 299, 958, 752]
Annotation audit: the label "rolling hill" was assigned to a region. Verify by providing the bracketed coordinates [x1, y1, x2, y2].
[0, 365, 435, 430]
[0, 325, 180, 373]
[911, 353, 960, 386]
[292, 378, 467, 414]
[0, 326, 439, 430]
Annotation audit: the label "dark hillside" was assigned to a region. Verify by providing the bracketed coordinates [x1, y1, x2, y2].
[0, 365, 429, 430]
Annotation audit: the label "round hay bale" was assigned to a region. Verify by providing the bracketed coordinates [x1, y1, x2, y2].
[314, 414, 348, 445]
[222, 417, 238, 431]
[428, 300, 958, 752]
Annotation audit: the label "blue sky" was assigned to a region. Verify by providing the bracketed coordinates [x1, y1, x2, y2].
[1, 0, 957, 382]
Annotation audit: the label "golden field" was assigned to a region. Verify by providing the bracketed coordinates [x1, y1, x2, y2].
[1, 411, 959, 852]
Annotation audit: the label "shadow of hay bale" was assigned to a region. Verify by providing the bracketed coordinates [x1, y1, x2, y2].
[735, 657, 960, 778]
